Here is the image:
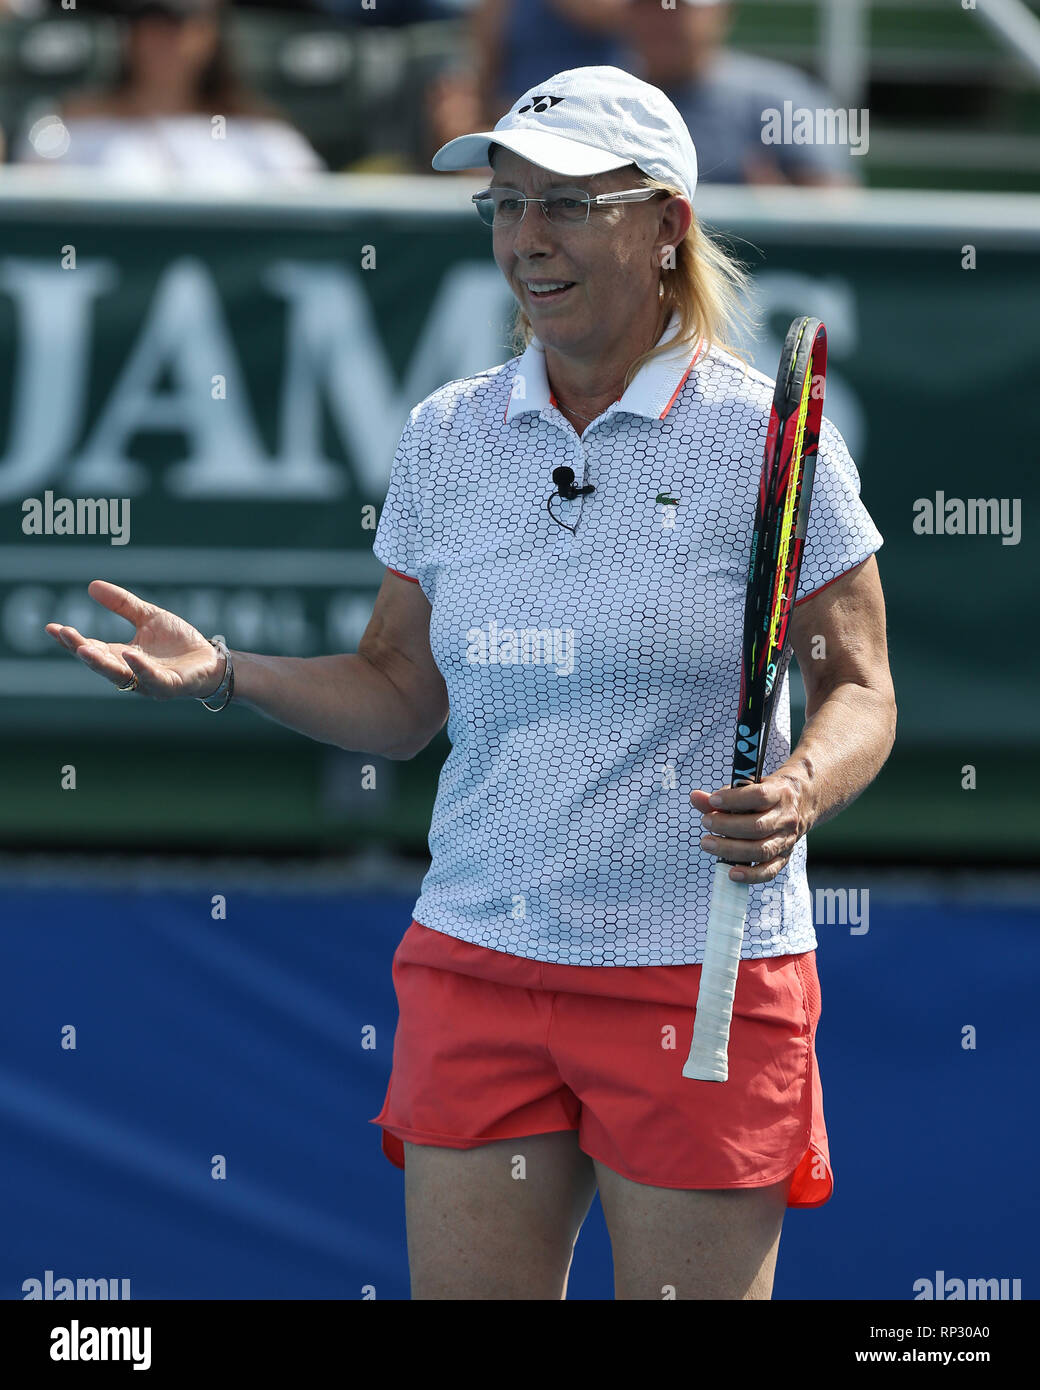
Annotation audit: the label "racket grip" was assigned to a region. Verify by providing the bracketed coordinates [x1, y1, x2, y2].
[682, 860, 751, 1082]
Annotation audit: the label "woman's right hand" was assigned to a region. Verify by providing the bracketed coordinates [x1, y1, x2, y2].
[45, 580, 226, 701]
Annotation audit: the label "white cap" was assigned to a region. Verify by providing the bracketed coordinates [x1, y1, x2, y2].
[431, 65, 698, 204]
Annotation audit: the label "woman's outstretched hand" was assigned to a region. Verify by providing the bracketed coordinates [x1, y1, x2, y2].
[45, 580, 226, 701]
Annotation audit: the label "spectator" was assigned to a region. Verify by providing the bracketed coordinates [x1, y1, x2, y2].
[472, 0, 630, 123]
[13, 0, 324, 185]
[616, 0, 857, 185]
[422, 0, 631, 176]
[422, 64, 487, 173]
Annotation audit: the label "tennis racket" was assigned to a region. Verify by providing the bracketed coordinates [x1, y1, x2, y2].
[682, 315, 827, 1082]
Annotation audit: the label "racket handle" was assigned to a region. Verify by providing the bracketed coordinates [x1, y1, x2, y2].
[682, 860, 751, 1082]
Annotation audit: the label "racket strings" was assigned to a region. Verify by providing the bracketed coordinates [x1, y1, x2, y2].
[767, 366, 815, 655]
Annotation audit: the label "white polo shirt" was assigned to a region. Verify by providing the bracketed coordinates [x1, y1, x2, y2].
[373, 310, 883, 966]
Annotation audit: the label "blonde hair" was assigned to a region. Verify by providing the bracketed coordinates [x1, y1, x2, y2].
[503, 160, 756, 390]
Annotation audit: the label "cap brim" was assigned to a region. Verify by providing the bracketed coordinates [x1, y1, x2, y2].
[432, 128, 634, 178]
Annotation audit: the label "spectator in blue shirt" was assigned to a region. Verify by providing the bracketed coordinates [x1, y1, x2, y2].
[472, 0, 630, 120]
[616, 0, 858, 185]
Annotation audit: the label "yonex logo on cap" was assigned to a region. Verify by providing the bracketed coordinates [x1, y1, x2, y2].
[516, 94, 565, 115]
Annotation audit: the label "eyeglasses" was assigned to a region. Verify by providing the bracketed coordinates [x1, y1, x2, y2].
[473, 185, 665, 228]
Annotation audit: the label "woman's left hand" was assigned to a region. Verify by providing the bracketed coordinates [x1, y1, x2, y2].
[690, 773, 814, 884]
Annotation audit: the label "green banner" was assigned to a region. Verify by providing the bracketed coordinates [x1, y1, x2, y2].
[1, 182, 1036, 856]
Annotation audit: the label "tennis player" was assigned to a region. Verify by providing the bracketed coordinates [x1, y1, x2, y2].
[47, 65, 896, 1301]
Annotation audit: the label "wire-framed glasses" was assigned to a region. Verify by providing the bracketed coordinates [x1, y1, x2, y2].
[473, 185, 664, 228]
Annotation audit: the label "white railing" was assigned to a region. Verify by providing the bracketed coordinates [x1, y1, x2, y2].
[972, 0, 1040, 80]
[820, 0, 870, 107]
[818, 0, 1040, 101]
[0, 170, 1036, 243]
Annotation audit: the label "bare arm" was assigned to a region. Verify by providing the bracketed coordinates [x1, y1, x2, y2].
[691, 556, 896, 880]
[783, 554, 897, 829]
[48, 573, 448, 762]
[470, 0, 508, 123]
[233, 570, 449, 760]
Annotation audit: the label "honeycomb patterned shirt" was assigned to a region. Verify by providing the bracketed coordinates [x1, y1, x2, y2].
[373, 311, 883, 965]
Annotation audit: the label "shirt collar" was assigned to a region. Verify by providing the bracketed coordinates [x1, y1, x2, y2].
[504, 309, 705, 426]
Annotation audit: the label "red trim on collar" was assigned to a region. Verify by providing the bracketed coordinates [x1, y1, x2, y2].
[387, 566, 420, 584]
[659, 338, 706, 419]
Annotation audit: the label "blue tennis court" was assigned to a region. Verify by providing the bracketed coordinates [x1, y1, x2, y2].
[3, 867, 1035, 1300]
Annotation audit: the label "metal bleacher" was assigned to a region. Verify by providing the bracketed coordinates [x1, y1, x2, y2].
[731, 0, 1040, 191]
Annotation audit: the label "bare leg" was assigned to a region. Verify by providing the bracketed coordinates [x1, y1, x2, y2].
[594, 1159, 792, 1300]
[404, 1130, 598, 1299]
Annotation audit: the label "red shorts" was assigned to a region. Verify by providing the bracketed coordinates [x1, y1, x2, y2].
[371, 920, 833, 1207]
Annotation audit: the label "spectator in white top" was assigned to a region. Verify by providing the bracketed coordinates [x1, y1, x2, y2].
[13, 0, 324, 185]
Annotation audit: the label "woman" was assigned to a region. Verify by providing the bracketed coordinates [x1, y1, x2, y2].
[16, 0, 322, 184]
[47, 66, 896, 1300]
